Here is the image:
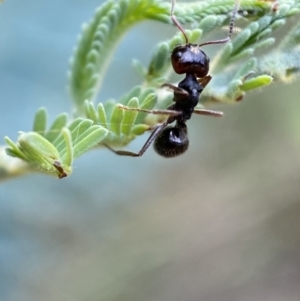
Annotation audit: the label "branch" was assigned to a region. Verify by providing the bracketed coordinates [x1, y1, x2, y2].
[2, 0, 300, 180]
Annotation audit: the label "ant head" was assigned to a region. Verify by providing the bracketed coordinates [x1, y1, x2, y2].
[170, 0, 240, 77]
[170, 0, 209, 77]
[171, 44, 210, 77]
[153, 123, 189, 158]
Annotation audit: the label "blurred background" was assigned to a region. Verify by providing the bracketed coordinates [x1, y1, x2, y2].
[1, 0, 300, 301]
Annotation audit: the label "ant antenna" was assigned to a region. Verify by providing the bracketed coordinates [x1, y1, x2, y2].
[198, 0, 240, 47]
[171, 0, 189, 44]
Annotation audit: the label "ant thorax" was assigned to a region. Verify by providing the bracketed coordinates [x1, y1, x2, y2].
[171, 73, 203, 121]
[171, 44, 210, 77]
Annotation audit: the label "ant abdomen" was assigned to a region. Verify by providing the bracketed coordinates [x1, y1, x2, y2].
[153, 124, 189, 158]
[171, 44, 210, 77]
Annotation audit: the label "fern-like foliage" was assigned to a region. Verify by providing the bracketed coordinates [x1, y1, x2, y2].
[83, 87, 158, 146]
[68, 0, 169, 112]
[5, 109, 108, 178]
[2, 0, 300, 180]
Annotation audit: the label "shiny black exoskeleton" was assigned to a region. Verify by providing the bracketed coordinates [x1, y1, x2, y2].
[153, 72, 207, 157]
[105, 0, 239, 158]
[171, 73, 205, 120]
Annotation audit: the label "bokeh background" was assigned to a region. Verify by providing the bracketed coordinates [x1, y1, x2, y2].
[1, 0, 300, 301]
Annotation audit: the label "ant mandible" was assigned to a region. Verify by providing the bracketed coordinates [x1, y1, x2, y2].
[106, 0, 240, 158]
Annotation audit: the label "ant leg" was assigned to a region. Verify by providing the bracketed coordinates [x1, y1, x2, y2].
[171, 0, 188, 44]
[198, 0, 240, 47]
[198, 75, 212, 88]
[161, 83, 189, 95]
[104, 122, 169, 157]
[193, 109, 224, 117]
[117, 104, 181, 116]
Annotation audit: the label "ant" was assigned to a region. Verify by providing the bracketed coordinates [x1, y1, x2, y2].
[106, 0, 240, 158]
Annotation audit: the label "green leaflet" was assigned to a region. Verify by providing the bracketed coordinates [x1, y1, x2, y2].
[5, 109, 108, 178]
[240, 75, 273, 91]
[121, 97, 139, 136]
[32, 108, 47, 136]
[68, 0, 169, 112]
[81, 90, 157, 147]
[45, 113, 68, 143]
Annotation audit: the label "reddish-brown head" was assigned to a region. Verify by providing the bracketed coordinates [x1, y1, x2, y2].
[171, 44, 210, 77]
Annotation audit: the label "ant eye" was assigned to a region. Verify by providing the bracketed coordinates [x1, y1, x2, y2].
[173, 50, 182, 59]
[171, 46, 181, 59]
[154, 125, 189, 158]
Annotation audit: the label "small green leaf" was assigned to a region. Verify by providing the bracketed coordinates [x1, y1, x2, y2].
[103, 99, 116, 120]
[135, 93, 157, 124]
[61, 128, 73, 167]
[232, 28, 252, 54]
[33, 108, 47, 135]
[131, 124, 150, 136]
[15, 131, 67, 178]
[55, 119, 93, 153]
[286, 8, 300, 17]
[84, 63, 96, 79]
[234, 58, 257, 79]
[19, 132, 60, 161]
[254, 37, 275, 50]
[226, 79, 243, 102]
[5, 148, 23, 159]
[109, 104, 124, 135]
[132, 59, 147, 78]
[67, 118, 85, 133]
[121, 97, 139, 136]
[86, 74, 99, 90]
[188, 29, 202, 43]
[45, 113, 68, 143]
[85, 100, 98, 122]
[73, 126, 108, 158]
[69, 119, 94, 148]
[147, 42, 170, 78]
[256, 28, 272, 40]
[4, 136, 26, 160]
[97, 103, 108, 128]
[257, 16, 272, 32]
[231, 48, 255, 62]
[270, 19, 286, 31]
[86, 49, 99, 64]
[216, 42, 233, 66]
[119, 85, 142, 105]
[198, 15, 225, 35]
[240, 75, 273, 91]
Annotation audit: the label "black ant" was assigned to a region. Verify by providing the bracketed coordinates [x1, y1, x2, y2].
[106, 0, 240, 158]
